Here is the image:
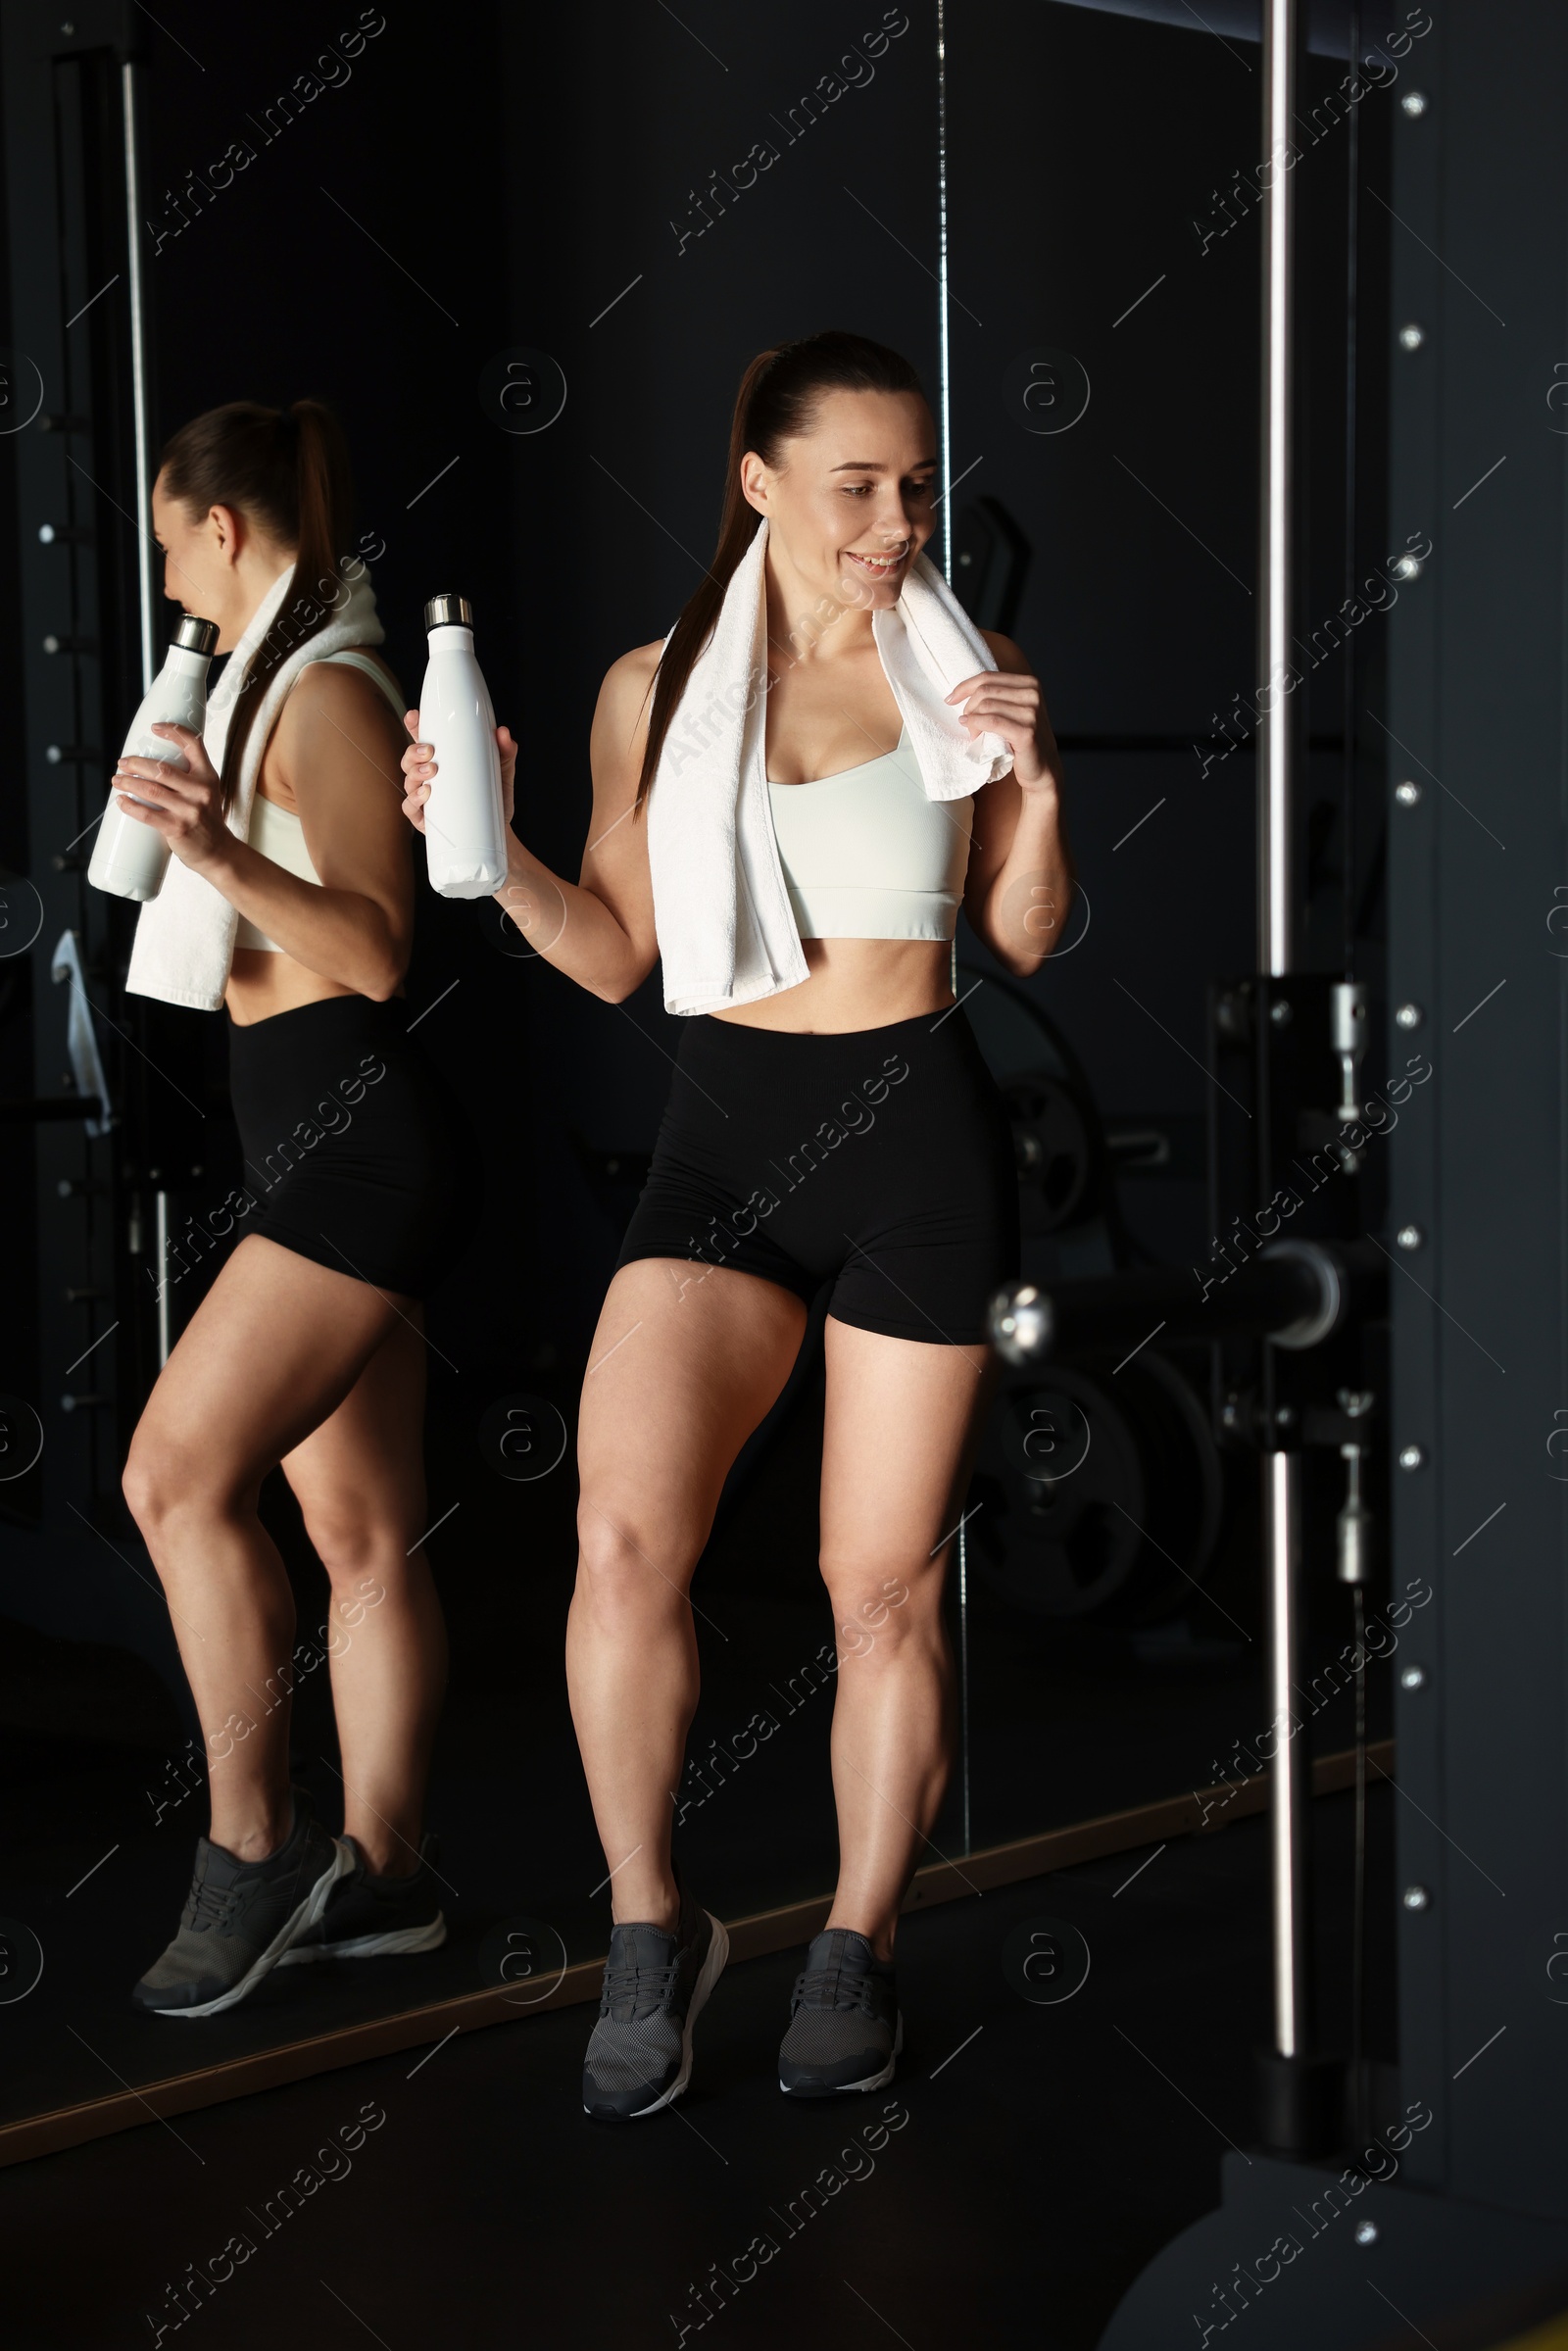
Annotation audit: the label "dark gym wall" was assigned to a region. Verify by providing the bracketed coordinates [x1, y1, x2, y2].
[1386, 0, 1568, 2215]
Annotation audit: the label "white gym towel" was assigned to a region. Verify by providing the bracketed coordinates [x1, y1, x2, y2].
[124, 562, 387, 1011]
[646, 517, 1013, 1016]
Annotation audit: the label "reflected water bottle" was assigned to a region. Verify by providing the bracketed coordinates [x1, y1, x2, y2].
[418, 592, 508, 897]
[87, 614, 220, 902]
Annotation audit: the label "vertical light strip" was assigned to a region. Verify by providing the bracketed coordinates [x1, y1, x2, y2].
[1266, 1447, 1306, 2056]
[122, 64, 157, 693]
[956, 1512, 971, 1855]
[1259, 0, 1308, 2082]
[154, 1190, 171, 1368]
[1259, 0, 1296, 976]
[935, 0, 954, 582]
[943, 0, 963, 1803]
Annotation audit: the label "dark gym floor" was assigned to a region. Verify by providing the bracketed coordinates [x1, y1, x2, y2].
[5, 1783, 1395, 2351]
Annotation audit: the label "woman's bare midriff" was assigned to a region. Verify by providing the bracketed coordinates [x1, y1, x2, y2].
[710, 937, 954, 1034]
[224, 950, 368, 1027]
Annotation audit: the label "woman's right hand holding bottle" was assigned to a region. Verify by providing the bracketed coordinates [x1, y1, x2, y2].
[399, 714, 517, 834]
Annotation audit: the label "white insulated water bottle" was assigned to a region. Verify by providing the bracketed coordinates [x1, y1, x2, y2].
[87, 614, 220, 902]
[418, 592, 508, 898]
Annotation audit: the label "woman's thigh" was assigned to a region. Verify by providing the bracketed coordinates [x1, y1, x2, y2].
[127, 1234, 406, 1508]
[818, 1316, 994, 1619]
[576, 1256, 808, 1576]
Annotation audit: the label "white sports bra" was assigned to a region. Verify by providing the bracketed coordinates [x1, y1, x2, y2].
[235, 649, 404, 953]
[766, 726, 974, 943]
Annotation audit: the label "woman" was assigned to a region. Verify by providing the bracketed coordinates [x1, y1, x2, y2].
[405, 331, 1071, 2115]
[117, 402, 460, 2015]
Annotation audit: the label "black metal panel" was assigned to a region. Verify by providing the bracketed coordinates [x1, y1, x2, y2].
[1206, 973, 1388, 1453]
[1387, 0, 1568, 2215]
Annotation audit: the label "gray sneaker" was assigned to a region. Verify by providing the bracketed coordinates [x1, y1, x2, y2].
[275, 1832, 446, 1964]
[131, 1789, 348, 2017]
[778, 1927, 903, 2095]
[582, 1883, 729, 2121]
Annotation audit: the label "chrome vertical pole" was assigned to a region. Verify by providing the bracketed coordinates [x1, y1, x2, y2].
[154, 1190, 171, 1369]
[122, 62, 157, 693]
[1259, 0, 1297, 977]
[938, 0, 964, 1851]
[934, 0, 954, 581]
[1258, 0, 1312, 2083]
[1264, 1449, 1308, 2055]
[125, 61, 168, 1377]
[956, 1513, 971, 1854]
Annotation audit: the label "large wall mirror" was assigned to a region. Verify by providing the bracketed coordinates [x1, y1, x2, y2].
[0, 0, 1397, 2155]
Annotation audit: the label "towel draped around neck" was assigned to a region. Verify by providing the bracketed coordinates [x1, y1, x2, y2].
[125, 561, 387, 1012]
[645, 518, 1012, 1016]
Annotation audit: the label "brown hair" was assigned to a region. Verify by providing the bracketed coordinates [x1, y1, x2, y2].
[635, 330, 925, 808]
[157, 399, 354, 811]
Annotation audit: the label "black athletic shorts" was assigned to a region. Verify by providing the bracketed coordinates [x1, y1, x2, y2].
[616, 1006, 1019, 1346]
[226, 994, 472, 1298]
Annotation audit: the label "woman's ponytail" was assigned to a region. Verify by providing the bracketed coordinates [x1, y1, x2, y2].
[289, 400, 352, 623]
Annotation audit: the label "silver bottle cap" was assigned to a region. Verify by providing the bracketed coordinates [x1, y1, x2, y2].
[424, 593, 472, 631]
[174, 614, 219, 655]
